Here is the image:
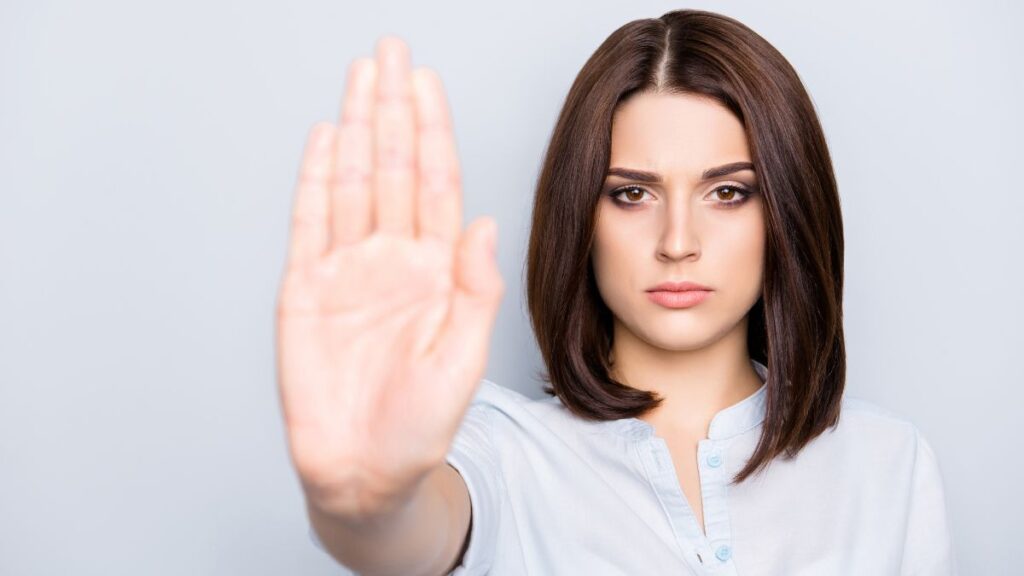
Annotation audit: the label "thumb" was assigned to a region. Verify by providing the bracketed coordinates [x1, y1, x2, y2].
[429, 216, 505, 391]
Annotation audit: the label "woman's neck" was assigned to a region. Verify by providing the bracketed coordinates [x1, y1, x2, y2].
[608, 320, 763, 436]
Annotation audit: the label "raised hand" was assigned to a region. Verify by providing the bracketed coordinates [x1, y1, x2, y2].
[275, 36, 505, 521]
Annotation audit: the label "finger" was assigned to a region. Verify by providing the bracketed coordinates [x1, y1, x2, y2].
[373, 36, 417, 237]
[426, 217, 504, 389]
[287, 122, 337, 267]
[331, 57, 376, 248]
[412, 67, 462, 247]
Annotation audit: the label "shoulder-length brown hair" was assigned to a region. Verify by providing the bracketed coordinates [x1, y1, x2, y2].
[525, 8, 845, 484]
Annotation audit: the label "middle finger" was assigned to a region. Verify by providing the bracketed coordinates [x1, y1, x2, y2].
[372, 36, 417, 237]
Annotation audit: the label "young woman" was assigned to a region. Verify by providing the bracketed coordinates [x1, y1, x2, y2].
[276, 9, 956, 575]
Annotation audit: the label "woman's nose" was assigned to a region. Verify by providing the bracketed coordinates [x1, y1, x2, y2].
[657, 203, 701, 262]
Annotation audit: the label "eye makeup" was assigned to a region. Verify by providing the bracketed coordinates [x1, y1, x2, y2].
[605, 183, 757, 209]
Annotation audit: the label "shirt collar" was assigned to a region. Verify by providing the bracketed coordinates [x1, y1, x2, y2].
[707, 358, 768, 440]
[601, 358, 769, 441]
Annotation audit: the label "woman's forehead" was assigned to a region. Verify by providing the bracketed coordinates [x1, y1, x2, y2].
[609, 92, 751, 174]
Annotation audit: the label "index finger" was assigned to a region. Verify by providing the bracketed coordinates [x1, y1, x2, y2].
[413, 67, 462, 247]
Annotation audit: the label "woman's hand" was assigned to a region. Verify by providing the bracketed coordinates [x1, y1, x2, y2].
[275, 36, 504, 522]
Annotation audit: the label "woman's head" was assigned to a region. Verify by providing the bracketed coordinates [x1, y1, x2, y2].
[592, 91, 766, 364]
[525, 9, 845, 483]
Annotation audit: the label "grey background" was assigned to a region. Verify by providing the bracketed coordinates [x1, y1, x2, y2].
[1, 0, 1020, 574]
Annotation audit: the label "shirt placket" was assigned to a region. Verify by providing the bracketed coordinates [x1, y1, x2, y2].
[637, 436, 739, 576]
[697, 438, 738, 574]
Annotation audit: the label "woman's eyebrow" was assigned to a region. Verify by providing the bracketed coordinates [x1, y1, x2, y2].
[606, 161, 755, 182]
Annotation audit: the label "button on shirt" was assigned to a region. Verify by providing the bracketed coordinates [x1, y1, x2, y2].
[310, 359, 957, 575]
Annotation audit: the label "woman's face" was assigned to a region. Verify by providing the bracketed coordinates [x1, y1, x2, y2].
[592, 91, 765, 354]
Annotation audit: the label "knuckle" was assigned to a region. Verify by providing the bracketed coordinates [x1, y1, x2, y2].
[420, 167, 461, 192]
[417, 119, 451, 133]
[297, 170, 328, 187]
[377, 145, 415, 172]
[376, 91, 414, 106]
[328, 169, 371, 189]
[290, 211, 317, 230]
[339, 114, 372, 128]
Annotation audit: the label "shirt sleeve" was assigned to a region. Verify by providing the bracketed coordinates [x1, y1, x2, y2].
[900, 426, 958, 575]
[443, 398, 505, 576]
[304, 381, 506, 575]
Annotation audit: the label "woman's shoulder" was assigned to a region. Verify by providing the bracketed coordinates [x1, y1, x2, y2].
[467, 379, 564, 415]
[461, 378, 607, 442]
[826, 393, 939, 470]
[837, 393, 925, 440]
[839, 394, 917, 430]
[468, 378, 533, 403]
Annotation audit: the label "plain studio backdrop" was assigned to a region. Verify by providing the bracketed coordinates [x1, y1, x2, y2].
[1, 0, 1020, 574]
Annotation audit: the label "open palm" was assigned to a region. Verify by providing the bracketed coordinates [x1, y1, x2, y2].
[275, 37, 504, 519]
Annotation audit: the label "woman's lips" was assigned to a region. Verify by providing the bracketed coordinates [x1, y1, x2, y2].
[646, 289, 711, 309]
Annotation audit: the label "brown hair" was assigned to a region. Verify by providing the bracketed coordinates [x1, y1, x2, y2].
[524, 8, 846, 484]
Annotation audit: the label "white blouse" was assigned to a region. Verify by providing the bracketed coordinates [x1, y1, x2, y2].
[311, 358, 958, 575]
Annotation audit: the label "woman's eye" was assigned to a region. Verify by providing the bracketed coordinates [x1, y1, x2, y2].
[608, 184, 753, 207]
[710, 185, 752, 206]
[608, 185, 650, 205]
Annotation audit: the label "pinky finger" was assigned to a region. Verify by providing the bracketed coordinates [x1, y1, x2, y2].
[287, 122, 338, 267]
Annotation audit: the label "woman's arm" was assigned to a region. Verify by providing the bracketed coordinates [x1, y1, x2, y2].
[307, 462, 472, 576]
[276, 33, 503, 576]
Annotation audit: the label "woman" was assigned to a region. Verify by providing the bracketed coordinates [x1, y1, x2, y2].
[276, 9, 956, 575]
